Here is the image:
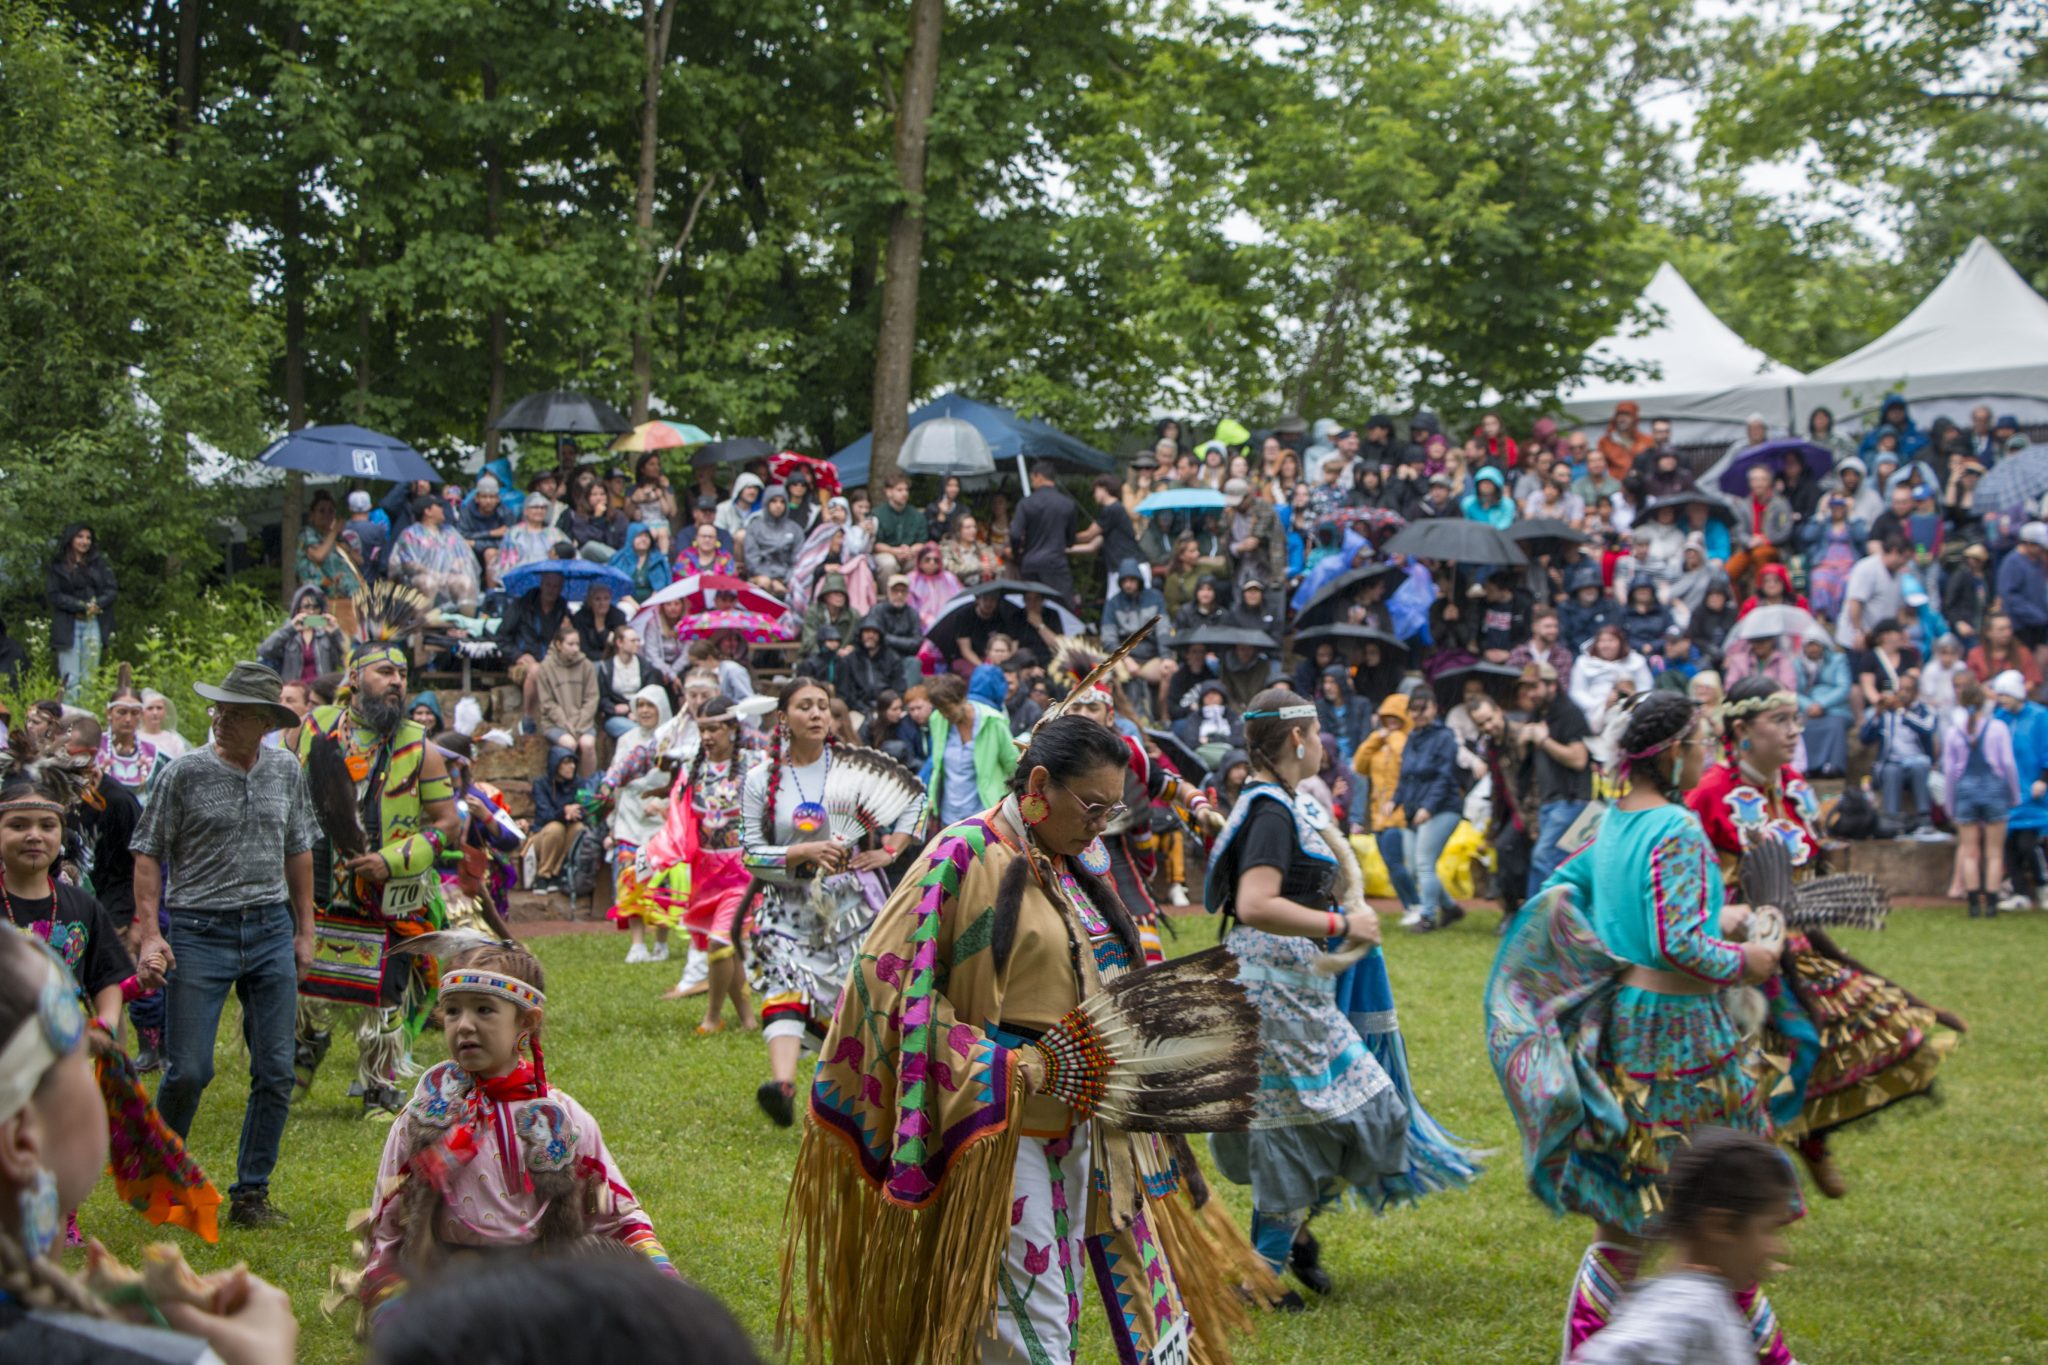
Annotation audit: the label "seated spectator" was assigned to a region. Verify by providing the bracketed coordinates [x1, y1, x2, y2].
[675, 520, 736, 579]
[567, 482, 629, 561]
[527, 746, 590, 893]
[1806, 492, 1865, 619]
[1557, 562, 1620, 654]
[1174, 679, 1243, 756]
[1739, 561, 1807, 617]
[844, 613, 905, 716]
[1968, 610, 2040, 691]
[534, 619, 600, 775]
[796, 623, 851, 693]
[1620, 581, 1673, 657]
[1291, 639, 1342, 697]
[800, 573, 859, 655]
[1867, 479, 1917, 550]
[1918, 631, 1966, 714]
[597, 625, 652, 738]
[1103, 561, 1167, 658]
[782, 466, 821, 531]
[628, 452, 679, 554]
[498, 493, 572, 585]
[1797, 636, 1853, 777]
[259, 585, 350, 682]
[571, 582, 629, 660]
[905, 543, 963, 629]
[1171, 575, 1230, 641]
[869, 574, 924, 684]
[1508, 603, 1573, 676]
[610, 522, 672, 603]
[1598, 401, 1655, 481]
[342, 488, 390, 582]
[390, 494, 481, 611]
[1657, 627, 1712, 686]
[1722, 630, 1797, 693]
[862, 689, 911, 760]
[925, 475, 966, 542]
[1225, 577, 1281, 643]
[1218, 639, 1279, 710]
[717, 471, 765, 546]
[1853, 617, 1920, 713]
[1568, 623, 1652, 731]
[1944, 542, 1991, 645]
[457, 474, 515, 580]
[1461, 467, 1514, 528]
[942, 512, 1004, 588]
[1726, 464, 1793, 586]
[789, 517, 875, 620]
[1476, 575, 1532, 662]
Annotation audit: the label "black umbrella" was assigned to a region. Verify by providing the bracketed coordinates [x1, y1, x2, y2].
[1641, 492, 1736, 526]
[1505, 518, 1588, 546]
[1293, 624, 1408, 658]
[1430, 662, 1525, 713]
[1182, 626, 1280, 651]
[695, 436, 777, 466]
[1146, 729, 1208, 783]
[491, 390, 632, 435]
[1295, 562, 1407, 630]
[960, 578, 1068, 600]
[1382, 518, 1528, 567]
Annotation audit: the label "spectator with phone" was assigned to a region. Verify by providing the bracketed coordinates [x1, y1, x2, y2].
[257, 586, 350, 682]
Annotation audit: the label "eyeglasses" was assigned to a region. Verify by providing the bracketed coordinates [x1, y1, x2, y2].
[1053, 779, 1127, 827]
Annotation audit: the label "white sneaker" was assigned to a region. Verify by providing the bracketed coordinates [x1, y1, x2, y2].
[649, 941, 670, 962]
[1915, 827, 1956, 842]
[1399, 908, 1424, 929]
[1167, 884, 1190, 907]
[624, 943, 651, 965]
[1999, 893, 2030, 913]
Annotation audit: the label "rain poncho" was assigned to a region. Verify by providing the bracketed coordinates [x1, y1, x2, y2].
[741, 501, 803, 583]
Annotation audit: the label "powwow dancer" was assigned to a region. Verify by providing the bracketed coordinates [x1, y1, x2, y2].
[598, 684, 679, 965]
[782, 713, 1265, 1365]
[349, 937, 676, 1327]
[1485, 690, 1800, 1364]
[293, 584, 460, 1116]
[644, 697, 757, 1033]
[1688, 675, 1961, 1201]
[1205, 685, 1477, 1306]
[739, 678, 921, 1126]
[1051, 638, 1222, 963]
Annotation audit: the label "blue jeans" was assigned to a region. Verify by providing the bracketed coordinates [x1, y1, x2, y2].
[1409, 810, 1462, 917]
[603, 715, 636, 738]
[1376, 827, 1421, 910]
[1528, 799, 1589, 898]
[156, 903, 299, 1199]
[1877, 755, 1932, 825]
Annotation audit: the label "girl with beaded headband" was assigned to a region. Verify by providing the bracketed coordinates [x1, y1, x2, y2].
[1206, 686, 1478, 1304]
[1487, 689, 1804, 1364]
[354, 938, 677, 1327]
[1686, 674, 1961, 1206]
[783, 714, 1267, 1365]
[0, 932, 298, 1361]
[739, 678, 920, 1127]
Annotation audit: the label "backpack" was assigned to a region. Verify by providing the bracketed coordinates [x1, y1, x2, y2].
[562, 824, 604, 899]
[1826, 782, 1880, 841]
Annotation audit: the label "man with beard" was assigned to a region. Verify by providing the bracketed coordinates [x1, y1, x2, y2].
[291, 624, 460, 1115]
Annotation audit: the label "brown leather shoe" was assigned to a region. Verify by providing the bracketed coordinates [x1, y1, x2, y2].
[1800, 1143, 1847, 1199]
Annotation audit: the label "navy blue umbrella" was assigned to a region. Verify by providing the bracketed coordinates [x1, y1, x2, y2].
[257, 425, 441, 484]
[501, 557, 634, 604]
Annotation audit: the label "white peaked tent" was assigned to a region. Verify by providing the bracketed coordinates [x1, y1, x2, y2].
[1559, 263, 1804, 441]
[1793, 236, 2048, 433]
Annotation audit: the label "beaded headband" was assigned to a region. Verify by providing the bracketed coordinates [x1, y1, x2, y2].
[0, 794, 67, 819]
[1720, 690, 1799, 722]
[0, 943, 85, 1122]
[439, 968, 545, 1012]
[1244, 704, 1318, 721]
[351, 642, 409, 671]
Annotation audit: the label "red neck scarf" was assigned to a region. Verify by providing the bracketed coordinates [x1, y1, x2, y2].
[476, 1060, 543, 1102]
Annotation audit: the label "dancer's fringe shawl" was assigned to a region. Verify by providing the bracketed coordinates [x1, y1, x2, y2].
[778, 813, 1262, 1365]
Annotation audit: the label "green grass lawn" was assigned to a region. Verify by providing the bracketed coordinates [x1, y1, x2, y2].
[74, 906, 2047, 1363]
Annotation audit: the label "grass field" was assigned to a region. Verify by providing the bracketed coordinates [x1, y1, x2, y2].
[73, 905, 2047, 1364]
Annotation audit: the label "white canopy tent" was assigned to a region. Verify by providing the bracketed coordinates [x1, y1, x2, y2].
[1558, 263, 1804, 444]
[1792, 236, 2048, 436]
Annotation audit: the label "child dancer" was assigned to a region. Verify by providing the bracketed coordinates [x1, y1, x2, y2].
[1577, 1129, 1800, 1364]
[645, 698, 756, 1033]
[358, 938, 676, 1324]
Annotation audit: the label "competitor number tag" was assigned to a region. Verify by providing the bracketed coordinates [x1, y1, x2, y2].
[380, 873, 432, 919]
[1149, 1313, 1191, 1365]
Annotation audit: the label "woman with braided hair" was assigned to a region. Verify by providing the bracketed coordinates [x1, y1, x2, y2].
[0, 929, 299, 1363]
[644, 697, 757, 1034]
[1688, 674, 1960, 1204]
[1487, 687, 1802, 1364]
[739, 678, 921, 1127]
[1206, 686, 1478, 1306]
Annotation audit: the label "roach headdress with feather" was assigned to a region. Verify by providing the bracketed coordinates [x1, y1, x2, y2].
[349, 579, 432, 672]
[1041, 615, 1161, 728]
[0, 731, 97, 821]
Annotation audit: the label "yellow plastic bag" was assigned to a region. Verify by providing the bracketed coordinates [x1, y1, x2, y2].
[1348, 833, 1395, 899]
[1435, 820, 1494, 902]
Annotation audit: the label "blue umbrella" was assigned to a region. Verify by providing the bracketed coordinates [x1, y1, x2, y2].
[257, 424, 441, 484]
[1138, 488, 1230, 514]
[1717, 439, 1833, 496]
[501, 558, 633, 603]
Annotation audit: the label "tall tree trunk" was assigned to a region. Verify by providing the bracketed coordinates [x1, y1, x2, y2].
[867, 0, 945, 489]
[483, 59, 507, 462]
[173, 0, 201, 145]
[279, 18, 306, 605]
[631, 0, 680, 422]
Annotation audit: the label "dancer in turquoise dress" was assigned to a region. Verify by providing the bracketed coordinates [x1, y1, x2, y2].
[1485, 690, 1802, 1363]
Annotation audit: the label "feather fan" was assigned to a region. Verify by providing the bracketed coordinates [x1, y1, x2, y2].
[1783, 873, 1891, 931]
[306, 730, 371, 862]
[817, 744, 925, 847]
[1031, 945, 1260, 1133]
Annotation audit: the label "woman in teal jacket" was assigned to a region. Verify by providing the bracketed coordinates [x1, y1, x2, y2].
[1460, 467, 1515, 530]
